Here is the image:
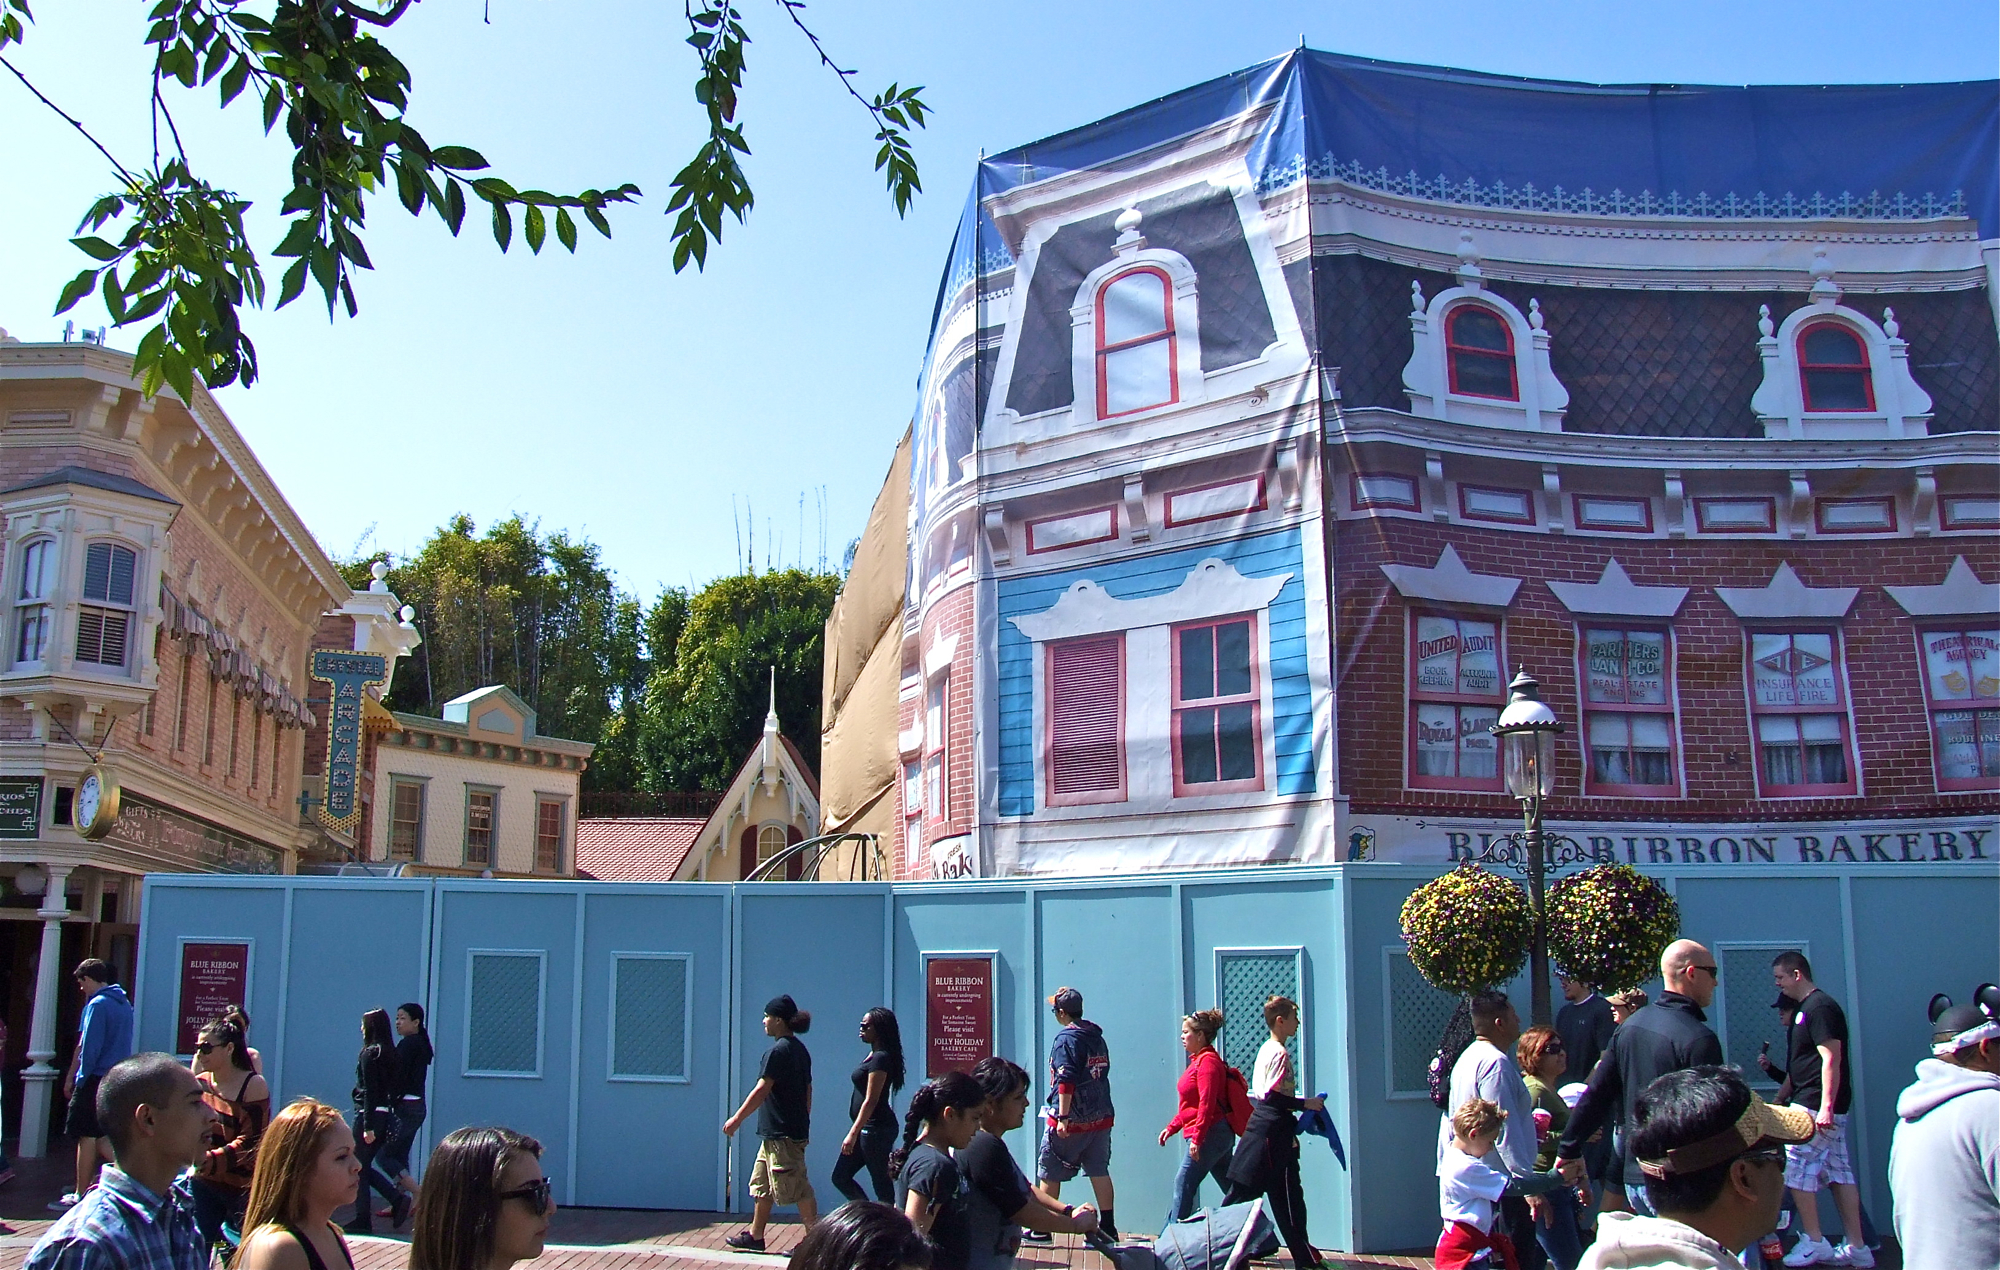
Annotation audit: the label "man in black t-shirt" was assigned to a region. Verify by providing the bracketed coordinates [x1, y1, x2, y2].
[1772, 951, 1870, 1267]
[723, 995, 819, 1251]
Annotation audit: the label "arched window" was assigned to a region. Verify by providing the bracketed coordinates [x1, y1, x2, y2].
[1798, 323, 1874, 412]
[75, 541, 136, 667]
[757, 823, 788, 866]
[12, 537, 56, 664]
[1095, 267, 1177, 418]
[1445, 305, 1518, 401]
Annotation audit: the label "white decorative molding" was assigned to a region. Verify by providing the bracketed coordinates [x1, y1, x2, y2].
[1663, 470, 1688, 538]
[1009, 558, 1291, 643]
[924, 633, 959, 677]
[1424, 451, 1449, 522]
[1379, 544, 1521, 610]
[1166, 476, 1264, 527]
[1275, 440, 1302, 511]
[1540, 465, 1565, 534]
[1714, 562, 1859, 621]
[1401, 246, 1571, 433]
[1785, 470, 1813, 539]
[1025, 506, 1117, 555]
[1749, 256, 1935, 439]
[984, 506, 1012, 566]
[1884, 558, 1999, 619]
[1547, 559, 1688, 619]
[1911, 467, 1936, 537]
[1123, 473, 1150, 543]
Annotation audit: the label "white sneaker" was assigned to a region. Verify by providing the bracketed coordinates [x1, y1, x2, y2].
[1782, 1235, 1834, 1266]
[1832, 1244, 1872, 1268]
[46, 1191, 81, 1212]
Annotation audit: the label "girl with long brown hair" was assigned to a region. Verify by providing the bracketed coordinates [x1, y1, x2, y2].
[234, 1098, 362, 1270]
[409, 1127, 554, 1270]
[191, 1018, 271, 1251]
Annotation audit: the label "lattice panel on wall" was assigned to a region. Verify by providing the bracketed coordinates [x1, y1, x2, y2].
[467, 952, 543, 1075]
[1218, 950, 1301, 1081]
[613, 955, 690, 1080]
[1719, 946, 1793, 1090]
[1388, 951, 1461, 1095]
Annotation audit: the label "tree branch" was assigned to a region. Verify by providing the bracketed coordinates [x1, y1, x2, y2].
[773, 0, 887, 129]
[2, 55, 136, 183]
[332, 0, 418, 28]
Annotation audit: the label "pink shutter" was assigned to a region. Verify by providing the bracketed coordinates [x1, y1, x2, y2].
[1049, 636, 1123, 797]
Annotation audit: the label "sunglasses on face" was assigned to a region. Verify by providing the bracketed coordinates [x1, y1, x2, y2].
[195, 1042, 216, 1054]
[1545, 1044, 1565, 1054]
[1690, 965, 1720, 978]
[1738, 1146, 1787, 1168]
[497, 1177, 553, 1217]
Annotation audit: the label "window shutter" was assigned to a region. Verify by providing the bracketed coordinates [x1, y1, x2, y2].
[1049, 636, 1122, 796]
[83, 544, 111, 602]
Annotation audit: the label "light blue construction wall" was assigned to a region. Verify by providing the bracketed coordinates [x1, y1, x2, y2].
[137, 863, 1993, 1253]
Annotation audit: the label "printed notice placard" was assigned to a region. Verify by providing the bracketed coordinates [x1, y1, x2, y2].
[177, 941, 250, 1054]
[0, 778, 40, 840]
[925, 955, 995, 1077]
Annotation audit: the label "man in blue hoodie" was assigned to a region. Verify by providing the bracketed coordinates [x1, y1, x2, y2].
[1889, 994, 2000, 1270]
[1033, 987, 1118, 1241]
[52, 960, 135, 1211]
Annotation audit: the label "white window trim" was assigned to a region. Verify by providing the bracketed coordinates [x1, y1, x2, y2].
[1009, 557, 1290, 643]
[1548, 559, 1689, 620]
[1402, 270, 1569, 432]
[1380, 544, 1521, 610]
[1069, 239, 1206, 426]
[606, 951, 694, 1084]
[1740, 627, 1864, 802]
[386, 775, 428, 862]
[462, 948, 546, 1079]
[1750, 295, 1933, 439]
[1715, 562, 1859, 622]
[1885, 557, 1998, 619]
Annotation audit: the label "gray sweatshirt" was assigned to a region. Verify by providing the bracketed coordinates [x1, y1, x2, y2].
[1888, 1057, 2000, 1270]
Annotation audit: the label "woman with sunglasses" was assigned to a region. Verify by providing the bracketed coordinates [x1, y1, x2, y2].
[409, 1127, 555, 1270]
[235, 1098, 362, 1270]
[191, 1019, 270, 1251]
[1518, 1025, 1586, 1270]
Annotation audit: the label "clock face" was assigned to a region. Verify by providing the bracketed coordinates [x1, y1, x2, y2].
[76, 775, 101, 828]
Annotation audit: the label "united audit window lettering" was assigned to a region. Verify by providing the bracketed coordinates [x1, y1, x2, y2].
[1173, 616, 1262, 794]
[1581, 628, 1678, 794]
[1410, 614, 1503, 789]
[1798, 323, 1874, 412]
[1918, 627, 2000, 790]
[1748, 632, 1856, 796]
[76, 541, 137, 668]
[12, 537, 55, 665]
[1445, 305, 1518, 401]
[1046, 634, 1124, 805]
[1095, 268, 1177, 418]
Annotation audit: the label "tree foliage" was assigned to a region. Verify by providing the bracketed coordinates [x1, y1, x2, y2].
[3, 0, 927, 398]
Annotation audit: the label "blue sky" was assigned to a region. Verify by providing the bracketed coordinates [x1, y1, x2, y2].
[3, 1, 1993, 599]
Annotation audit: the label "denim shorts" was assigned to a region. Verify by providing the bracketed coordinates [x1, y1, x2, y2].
[1037, 1123, 1112, 1181]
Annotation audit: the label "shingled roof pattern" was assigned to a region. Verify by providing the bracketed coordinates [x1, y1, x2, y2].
[1307, 253, 1998, 437]
[574, 818, 706, 882]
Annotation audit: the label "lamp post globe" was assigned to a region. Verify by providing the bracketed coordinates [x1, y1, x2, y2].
[1490, 668, 1564, 1023]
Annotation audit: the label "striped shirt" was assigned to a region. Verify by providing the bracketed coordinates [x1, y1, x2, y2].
[25, 1168, 208, 1270]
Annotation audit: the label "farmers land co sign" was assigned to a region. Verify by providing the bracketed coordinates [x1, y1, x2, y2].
[1348, 815, 1996, 868]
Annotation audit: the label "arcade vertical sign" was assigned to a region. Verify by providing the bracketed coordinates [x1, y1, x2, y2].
[310, 650, 386, 830]
[925, 953, 996, 1076]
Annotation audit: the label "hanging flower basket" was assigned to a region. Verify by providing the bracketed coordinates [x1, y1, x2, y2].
[1545, 864, 1681, 994]
[1400, 865, 1533, 996]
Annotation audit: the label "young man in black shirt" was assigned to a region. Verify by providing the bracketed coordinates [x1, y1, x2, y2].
[724, 996, 819, 1251]
[1770, 951, 1869, 1268]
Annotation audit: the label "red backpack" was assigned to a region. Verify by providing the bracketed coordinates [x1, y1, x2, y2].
[1222, 1063, 1253, 1136]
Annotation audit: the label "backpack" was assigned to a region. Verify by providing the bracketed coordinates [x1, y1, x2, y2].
[1222, 1063, 1253, 1136]
[1427, 999, 1476, 1111]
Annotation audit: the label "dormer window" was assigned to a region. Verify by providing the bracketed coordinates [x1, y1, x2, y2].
[1446, 305, 1518, 401]
[13, 538, 55, 664]
[75, 541, 137, 668]
[1798, 323, 1873, 412]
[1096, 266, 1177, 418]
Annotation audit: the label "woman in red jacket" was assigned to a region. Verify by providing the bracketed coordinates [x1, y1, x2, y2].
[1159, 1009, 1234, 1226]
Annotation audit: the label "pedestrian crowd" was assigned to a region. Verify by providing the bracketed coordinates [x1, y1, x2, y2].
[17, 954, 1997, 1270]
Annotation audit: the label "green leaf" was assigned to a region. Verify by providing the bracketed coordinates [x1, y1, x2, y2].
[523, 204, 545, 254]
[71, 236, 122, 262]
[554, 207, 577, 252]
[100, 268, 127, 322]
[219, 55, 249, 106]
[430, 145, 489, 171]
[490, 199, 511, 252]
[585, 205, 611, 238]
[276, 258, 309, 308]
[262, 83, 282, 132]
[54, 269, 98, 315]
[442, 181, 466, 234]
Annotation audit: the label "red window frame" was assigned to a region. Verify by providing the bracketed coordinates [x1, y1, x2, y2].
[1408, 611, 1506, 792]
[1797, 321, 1875, 412]
[1170, 614, 1264, 796]
[1914, 626, 2000, 792]
[1744, 629, 1859, 797]
[1094, 267, 1178, 419]
[1444, 304, 1519, 401]
[1045, 634, 1126, 806]
[1577, 625, 1680, 797]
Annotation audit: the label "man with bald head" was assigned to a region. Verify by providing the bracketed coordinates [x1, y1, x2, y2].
[1555, 939, 1725, 1215]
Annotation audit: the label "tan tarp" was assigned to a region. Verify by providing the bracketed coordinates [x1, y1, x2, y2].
[823, 429, 910, 722]
[819, 611, 904, 833]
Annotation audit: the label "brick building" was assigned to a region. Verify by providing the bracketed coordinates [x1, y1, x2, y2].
[820, 50, 1999, 879]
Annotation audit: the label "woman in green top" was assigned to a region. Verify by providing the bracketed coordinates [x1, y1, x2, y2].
[1515, 1026, 1584, 1270]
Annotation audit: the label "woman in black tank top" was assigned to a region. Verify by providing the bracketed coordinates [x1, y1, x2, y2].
[410, 1127, 554, 1270]
[235, 1098, 363, 1270]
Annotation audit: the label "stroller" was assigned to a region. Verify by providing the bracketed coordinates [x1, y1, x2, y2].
[1100, 1199, 1279, 1270]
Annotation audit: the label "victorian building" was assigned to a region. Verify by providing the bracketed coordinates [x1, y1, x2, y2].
[820, 51, 1999, 880]
[0, 332, 415, 1152]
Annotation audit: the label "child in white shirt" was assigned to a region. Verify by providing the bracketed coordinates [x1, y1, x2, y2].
[1437, 1098, 1568, 1270]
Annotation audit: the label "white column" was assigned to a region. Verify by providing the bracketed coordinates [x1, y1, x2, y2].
[18, 865, 75, 1159]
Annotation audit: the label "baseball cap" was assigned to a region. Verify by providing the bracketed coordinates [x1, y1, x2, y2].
[1048, 987, 1083, 1016]
[1636, 1090, 1814, 1179]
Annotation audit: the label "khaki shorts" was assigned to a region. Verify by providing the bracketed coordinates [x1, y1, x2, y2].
[750, 1137, 815, 1206]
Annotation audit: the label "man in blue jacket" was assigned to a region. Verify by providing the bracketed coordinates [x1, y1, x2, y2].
[52, 960, 135, 1211]
[1033, 987, 1118, 1241]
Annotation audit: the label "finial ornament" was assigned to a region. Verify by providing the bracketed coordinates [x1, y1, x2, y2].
[1455, 229, 1483, 287]
[1529, 298, 1545, 331]
[1882, 307, 1900, 340]
[1758, 304, 1775, 338]
[1411, 279, 1426, 316]
[1809, 246, 1840, 304]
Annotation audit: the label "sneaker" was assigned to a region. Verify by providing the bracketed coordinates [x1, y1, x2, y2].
[1832, 1245, 1872, 1268]
[48, 1191, 81, 1212]
[1020, 1232, 1053, 1245]
[1782, 1235, 1835, 1266]
[724, 1232, 767, 1253]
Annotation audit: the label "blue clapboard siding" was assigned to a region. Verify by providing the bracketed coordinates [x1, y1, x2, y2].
[996, 527, 1314, 816]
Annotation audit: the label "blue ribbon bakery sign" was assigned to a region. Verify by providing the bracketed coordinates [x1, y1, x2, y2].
[309, 650, 387, 830]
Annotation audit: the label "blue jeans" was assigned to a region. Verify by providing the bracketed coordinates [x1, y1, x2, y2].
[1167, 1125, 1236, 1227]
[1532, 1182, 1585, 1270]
[1624, 1183, 1657, 1216]
[191, 1177, 246, 1250]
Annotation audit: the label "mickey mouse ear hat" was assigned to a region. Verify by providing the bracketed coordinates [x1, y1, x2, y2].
[1930, 983, 2000, 1056]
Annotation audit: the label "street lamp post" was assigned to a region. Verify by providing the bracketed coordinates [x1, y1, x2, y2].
[1491, 668, 1563, 1025]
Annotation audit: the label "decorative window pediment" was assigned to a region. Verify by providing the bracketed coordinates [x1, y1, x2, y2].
[1068, 210, 1206, 425]
[1749, 249, 1934, 439]
[1547, 559, 1688, 619]
[1714, 562, 1858, 621]
[1401, 232, 1569, 432]
[1010, 557, 1289, 643]
[1380, 544, 1521, 610]
[1885, 557, 1999, 619]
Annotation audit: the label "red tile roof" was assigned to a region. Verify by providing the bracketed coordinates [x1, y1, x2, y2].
[574, 818, 707, 881]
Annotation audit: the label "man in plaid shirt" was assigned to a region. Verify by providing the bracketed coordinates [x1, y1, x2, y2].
[26, 1054, 217, 1270]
